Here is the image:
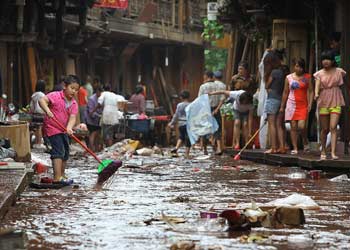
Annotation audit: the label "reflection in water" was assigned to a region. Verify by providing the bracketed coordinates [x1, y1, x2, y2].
[1, 153, 350, 249]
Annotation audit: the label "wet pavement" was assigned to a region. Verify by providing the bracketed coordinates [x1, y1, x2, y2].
[1, 148, 350, 250]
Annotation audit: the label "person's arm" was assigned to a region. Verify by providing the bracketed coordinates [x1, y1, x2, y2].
[168, 105, 180, 128]
[307, 78, 314, 112]
[208, 90, 230, 97]
[248, 109, 254, 137]
[213, 99, 224, 115]
[39, 96, 53, 118]
[279, 78, 290, 113]
[314, 78, 321, 100]
[66, 115, 77, 135]
[265, 75, 273, 89]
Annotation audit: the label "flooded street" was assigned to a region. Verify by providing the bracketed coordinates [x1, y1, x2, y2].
[1, 148, 350, 250]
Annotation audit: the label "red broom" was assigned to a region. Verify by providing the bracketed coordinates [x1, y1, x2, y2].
[51, 117, 122, 186]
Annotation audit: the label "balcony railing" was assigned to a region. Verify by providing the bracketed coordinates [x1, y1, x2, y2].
[87, 0, 206, 30]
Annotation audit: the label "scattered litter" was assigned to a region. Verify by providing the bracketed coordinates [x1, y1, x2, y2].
[266, 193, 320, 210]
[195, 155, 210, 160]
[171, 196, 190, 203]
[330, 174, 349, 182]
[239, 234, 269, 243]
[170, 241, 195, 250]
[287, 234, 313, 248]
[136, 148, 154, 156]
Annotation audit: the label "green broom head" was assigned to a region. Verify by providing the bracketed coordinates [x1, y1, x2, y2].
[98, 159, 114, 174]
[97, 160, 123, 185]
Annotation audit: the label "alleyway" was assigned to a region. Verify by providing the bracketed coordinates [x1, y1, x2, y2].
[1, 148, 350, 249]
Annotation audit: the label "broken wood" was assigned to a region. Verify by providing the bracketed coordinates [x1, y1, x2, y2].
[157, 67, 174, 115]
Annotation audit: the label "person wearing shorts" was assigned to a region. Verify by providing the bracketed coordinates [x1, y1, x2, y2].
[314, 50, 346, 160]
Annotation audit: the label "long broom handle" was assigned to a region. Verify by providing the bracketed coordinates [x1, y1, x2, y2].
[236, 119, 268, 156]
[51, 116, 102, 164]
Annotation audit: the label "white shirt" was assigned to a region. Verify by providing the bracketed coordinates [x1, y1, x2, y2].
[98, 91, 125, 125]
[229, 90, 253, 113]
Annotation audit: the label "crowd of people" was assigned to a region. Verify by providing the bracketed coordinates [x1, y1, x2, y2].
[28, 44, 347, 181]
[168, 47, 346, 161]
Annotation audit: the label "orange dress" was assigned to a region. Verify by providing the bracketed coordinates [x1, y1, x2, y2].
[285, 73, 310, 121]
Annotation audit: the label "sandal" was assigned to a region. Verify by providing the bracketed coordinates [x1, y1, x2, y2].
[331, 155, 339, 160]
[291, 150, 298, 155]
[277, 148, 287, 154]
[320, 154, 327, 160]
[265, 149, 277, 154]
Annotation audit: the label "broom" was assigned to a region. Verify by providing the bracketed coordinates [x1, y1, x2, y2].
[51, 117, 122, 186]
[233, 119, 267, 160]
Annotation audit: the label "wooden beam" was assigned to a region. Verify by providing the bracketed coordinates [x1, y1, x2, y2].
[27, 45, 37, 93]
[178, 0, 184, 30]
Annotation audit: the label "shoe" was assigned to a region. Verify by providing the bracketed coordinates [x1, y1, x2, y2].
[234, 145, 240, 150]
[291, 150, 298, 155]
[54, 177, 74, 185]
[170, 148, 178, 154]
[215, 151, 223, 156]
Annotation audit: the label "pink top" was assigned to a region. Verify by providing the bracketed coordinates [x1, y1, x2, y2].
[43, 91, 78, 137]
[313, 68, 346, 108]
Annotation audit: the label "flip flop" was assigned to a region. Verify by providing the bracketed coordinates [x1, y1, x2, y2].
[320, 154, 327, 160]
[265, 149, 277, 154]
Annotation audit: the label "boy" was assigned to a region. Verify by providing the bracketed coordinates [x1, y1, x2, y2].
[209, 90, 254, 149]
[168, 90, 191, 158]
[39, 75, 80, 183]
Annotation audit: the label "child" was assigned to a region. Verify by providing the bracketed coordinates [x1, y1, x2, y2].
[209, 90, 254, 149]
[39, 75, 80, 183]
[168, 90, 191, 158]
[314, 50, 346, 160]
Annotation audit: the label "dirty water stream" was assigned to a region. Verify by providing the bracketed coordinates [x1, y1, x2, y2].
[1, 149, 350, 250]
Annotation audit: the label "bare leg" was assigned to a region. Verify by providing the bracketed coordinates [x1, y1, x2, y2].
[290, 121, 298, 151]
[330, 113, 340, 159]
[233, 119, 241, 148]
[266, 114, 277, 153]
[52, 158, 63, 181]
[242, 120, 248, 146]
[216, 139, 222, 154]
[277, 112, 286, 153]
[62, 161, 67, 177]
[319, 115, 330, 157]
[185, 147, 190, 158]
[175, 139, 183, 150]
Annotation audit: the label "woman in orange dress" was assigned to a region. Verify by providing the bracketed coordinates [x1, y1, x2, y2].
[280, 58, 313, 154]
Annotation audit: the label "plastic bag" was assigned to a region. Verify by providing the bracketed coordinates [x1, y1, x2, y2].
[266, 193, 320, 210]
[185, 94, 218, 145]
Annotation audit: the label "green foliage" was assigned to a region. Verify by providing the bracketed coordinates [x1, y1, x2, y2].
[205, 49, 227, 72]
[202, 18, 227, 72]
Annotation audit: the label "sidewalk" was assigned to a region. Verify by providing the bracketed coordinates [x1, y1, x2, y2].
[226, 149, 350, 171]
[0, 162, 33, 219]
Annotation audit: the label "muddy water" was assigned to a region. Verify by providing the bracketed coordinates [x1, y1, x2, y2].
[1, 150, 350, 250]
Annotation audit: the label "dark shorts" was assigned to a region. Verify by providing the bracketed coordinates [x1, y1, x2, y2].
[179, 125, 191, 148]
[48, 133, 70, 161]
[211, 107, 222, 139]
[233, 109, 249, 122]
[87, 124, 101, 132]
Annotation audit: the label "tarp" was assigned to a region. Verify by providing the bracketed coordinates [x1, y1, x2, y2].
[94, 0, 128, 9]
[185, 94, 218, 145]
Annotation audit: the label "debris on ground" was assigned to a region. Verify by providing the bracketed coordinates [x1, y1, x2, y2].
[266, 193, 320, 210]
[239, 234, 269, 243]
[330, 174, 350, 182]
[170, 241, 196, 250]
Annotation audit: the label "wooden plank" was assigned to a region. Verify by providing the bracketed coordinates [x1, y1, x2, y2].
[157, 67, 174, 115]
[178, 0, 184, 30]
[27, 45, 37, 93]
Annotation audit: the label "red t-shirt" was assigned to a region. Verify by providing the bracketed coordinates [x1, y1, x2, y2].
[78, 87, 88, 106]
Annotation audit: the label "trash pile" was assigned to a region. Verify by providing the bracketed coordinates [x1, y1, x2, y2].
[0, 138, 16, 161]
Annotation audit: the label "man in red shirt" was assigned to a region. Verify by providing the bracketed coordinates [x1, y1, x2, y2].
[77, 86, 88, 123]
